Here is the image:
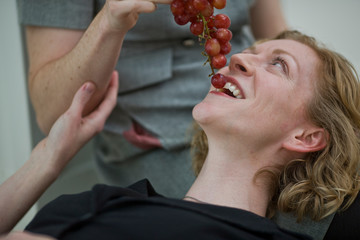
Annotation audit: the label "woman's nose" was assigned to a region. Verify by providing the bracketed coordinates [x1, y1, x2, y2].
[229, 53, 256, 76]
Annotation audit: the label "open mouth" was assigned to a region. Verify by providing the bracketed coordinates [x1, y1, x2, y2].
[215, 82, 243, 99]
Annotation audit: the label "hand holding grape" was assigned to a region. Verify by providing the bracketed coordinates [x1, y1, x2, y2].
[103, 0, 172, 34]
[170, 0, 232, 76]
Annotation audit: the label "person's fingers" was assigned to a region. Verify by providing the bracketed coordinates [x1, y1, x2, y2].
[85, 71, 119, 131]
[97, 71, 119, 118]
[150, 0, 172, 4]
[111, 0, 157, 14]
[69, 82, 96, 116]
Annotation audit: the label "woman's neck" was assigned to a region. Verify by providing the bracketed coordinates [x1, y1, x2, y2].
[185, 146, 276, 217]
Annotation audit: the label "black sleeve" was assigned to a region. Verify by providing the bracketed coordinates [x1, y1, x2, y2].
[323, 192, 360, 240]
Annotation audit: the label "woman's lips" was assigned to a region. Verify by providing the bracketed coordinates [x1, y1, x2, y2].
[211, 75, 245, 99]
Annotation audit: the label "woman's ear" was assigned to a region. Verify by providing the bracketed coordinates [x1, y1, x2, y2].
[283, 128, 328, 153]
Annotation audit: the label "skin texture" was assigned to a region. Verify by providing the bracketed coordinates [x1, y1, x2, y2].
[0, 232, 55, 240]
[250, 0, 287, 39]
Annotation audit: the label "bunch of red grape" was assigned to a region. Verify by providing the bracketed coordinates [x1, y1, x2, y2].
[170, 0, 232, 77]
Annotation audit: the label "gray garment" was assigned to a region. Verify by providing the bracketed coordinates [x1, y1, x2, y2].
[274, 212, 335, 240]
[94, 131, 195, 198]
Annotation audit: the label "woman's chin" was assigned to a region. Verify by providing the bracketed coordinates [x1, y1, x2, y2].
[192, 101, 216, 126]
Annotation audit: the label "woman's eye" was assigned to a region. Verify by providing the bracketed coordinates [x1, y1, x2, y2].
[272, 57, 288, 74]
[273, 61, 282, 68]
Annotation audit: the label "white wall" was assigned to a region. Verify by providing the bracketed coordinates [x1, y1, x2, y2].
[0, 0, 36, 231]
[0, 2, 30, 176]
[281, 0, 360, 71]
[0, 0, 359, 233]
[0, 0, 99, 231]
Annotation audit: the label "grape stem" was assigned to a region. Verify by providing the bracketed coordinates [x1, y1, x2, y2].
[199, 14, 215, 77]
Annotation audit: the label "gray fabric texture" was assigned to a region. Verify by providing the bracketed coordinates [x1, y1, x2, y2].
[274, 212, 335, 240]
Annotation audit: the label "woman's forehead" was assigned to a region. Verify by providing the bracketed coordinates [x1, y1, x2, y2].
[253, 39, 319, 61]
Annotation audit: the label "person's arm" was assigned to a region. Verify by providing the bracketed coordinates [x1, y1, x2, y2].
[26, 0, 171, 134]
[249, 0, 288, 39]
[0, 231, 55, 240]
[0, 72, 118, 235]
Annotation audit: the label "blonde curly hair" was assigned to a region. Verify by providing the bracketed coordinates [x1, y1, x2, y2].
[191, 30, 360, 221]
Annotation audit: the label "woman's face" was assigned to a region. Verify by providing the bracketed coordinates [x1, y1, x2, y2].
[193, 39, 320, 149]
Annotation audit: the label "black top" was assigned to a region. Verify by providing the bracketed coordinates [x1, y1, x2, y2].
[323, 190, 360, 240]
[26, 179, 311, 240]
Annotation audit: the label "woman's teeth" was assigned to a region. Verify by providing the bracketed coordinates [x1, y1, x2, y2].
[220, 82, 243, 99]
[211, 73, 243, 99]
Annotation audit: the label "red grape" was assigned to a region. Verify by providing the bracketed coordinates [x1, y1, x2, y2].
[170, 0, 232, 75]
[214, 14, 231, 29]
[211, 54, 227, 69]
[215, 28, 232, 43]
[205, 38, 221, 56]
[193, 0, 208, 11]
[211, 0, 226, 9]
[174, 14, 190, 25]
[171, 0, 185, 16]
[190, 21, 204, 35]
[211, 73, 227, 88]
[200, 3, 214, 17]
[185, 0, 199, 15]
[220, 41, 232, 54]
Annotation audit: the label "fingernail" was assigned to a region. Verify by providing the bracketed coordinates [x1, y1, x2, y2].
[83, 83, 94, 94]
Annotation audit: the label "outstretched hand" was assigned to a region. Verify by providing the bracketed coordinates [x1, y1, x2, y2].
[44, 71, 119, 168]
[0, 72, 118, 236]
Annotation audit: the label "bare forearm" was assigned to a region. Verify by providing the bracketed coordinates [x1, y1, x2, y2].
[28, 9, 124, 134]
[0, 141, 60, 234]
[0, 77, 118, 234]
[249, 0, 288, 39]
